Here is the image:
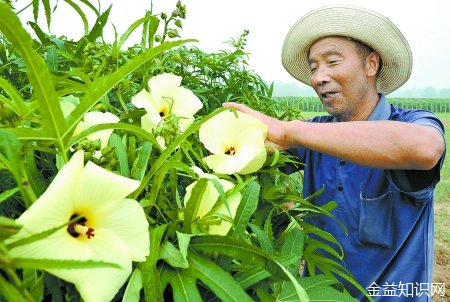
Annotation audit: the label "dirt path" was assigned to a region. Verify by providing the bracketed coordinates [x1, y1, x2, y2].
[433, 202, 450, 301]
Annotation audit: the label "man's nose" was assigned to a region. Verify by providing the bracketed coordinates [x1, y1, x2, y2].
[310, 66, 331, 86]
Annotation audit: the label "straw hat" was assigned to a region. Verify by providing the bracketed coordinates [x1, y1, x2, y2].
[281, 5, 412, 94]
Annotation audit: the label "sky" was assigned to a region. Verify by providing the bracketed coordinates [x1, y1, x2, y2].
[14, 0, 450, 90]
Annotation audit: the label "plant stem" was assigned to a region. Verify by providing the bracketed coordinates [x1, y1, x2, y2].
[16, 1, 33, 15]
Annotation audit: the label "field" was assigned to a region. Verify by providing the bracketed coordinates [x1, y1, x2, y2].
[300, 111, 450, 300]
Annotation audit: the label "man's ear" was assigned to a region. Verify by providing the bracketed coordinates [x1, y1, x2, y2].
[366, 52, 381, 77]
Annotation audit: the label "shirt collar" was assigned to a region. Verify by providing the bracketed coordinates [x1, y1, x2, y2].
[331, 93, 391, 122]
[368, 93, 391, 121]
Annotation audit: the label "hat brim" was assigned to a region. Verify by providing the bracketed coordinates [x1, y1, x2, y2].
[281, 5, 412, 95]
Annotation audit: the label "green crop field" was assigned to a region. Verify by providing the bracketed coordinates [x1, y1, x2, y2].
[276, 96, 450, 113]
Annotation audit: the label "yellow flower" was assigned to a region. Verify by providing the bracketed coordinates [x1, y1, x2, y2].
[199, 110, 268, 174]
[7, 151, 149, 302]
[184, 167, 241, 235]
[131, 73, 203, 133]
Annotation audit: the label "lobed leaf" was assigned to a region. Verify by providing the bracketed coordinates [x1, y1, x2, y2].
[169, 268, 202, 302]
[188, 251, 253, 302]
[230, 180, 260, 238]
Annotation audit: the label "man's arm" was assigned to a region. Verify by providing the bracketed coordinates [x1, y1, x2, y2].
[224, 103, 445, 170]
[284, 119, 444, 170]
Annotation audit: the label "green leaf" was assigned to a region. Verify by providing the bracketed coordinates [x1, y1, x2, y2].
[28, 21, 53, 45]
[4, 128, 56, 141]
[0, 77, 29, 117]
[298, 275, 337, 291]
[10, 258, 121, 270]
[0, 4, 66, 154]
[0, 129, 36, 206]
[234, 256, 298, 290]
[0, 187, 19, 204]
[130, 141, 152, 180]
[147, 15, 160, 49]
[306, 238, 343, 261]
[230, 180, 260, 238]
[46, 45, 58, 72]
[189, 235, 283, 278]
[75, 0, 100, 16]
[26, 270, 44, 302]
[32, 0, 39, 22]
[141, 224, 166, 302]
[281, 227, 305, 266]
[42, 0, 51, 29]
[116, 16, 152, 54]
[148, 160, 194, 209]
[279, 275, 355, 302]
[169, 268, 202, 302]
[188, 251, 254, 302]
[159, 241, 189, 269]
[109, 133, 130, 177]
[183, 179, 209, 233]
[75, 5, 112, 55]
[0, 274, 28, 302]
[249, 223, 273, 254]
[0, 216, 21, 241]
[177, 232, 194, 263]
[122, 268, 143, 302]
[301, 222, 344, 258]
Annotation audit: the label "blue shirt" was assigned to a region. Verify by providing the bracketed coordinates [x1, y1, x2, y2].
[287, 95, 445, 301]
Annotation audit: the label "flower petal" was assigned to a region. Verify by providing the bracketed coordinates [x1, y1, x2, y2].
[74, 161, 140, 212]
[95, 199, 149, 261]
[208, 190, 242, 235]
[10, 151, 85, 234]
[171, 86, 203, 116]
[199, 111, 238, 154]
[80, 111, 120, 148]
[131, 89, 154, 111]
[148, 73, 182, 102]
[69, 229, 132, 302]
[140, 112, 162, 134]
[203, 153, 249, 174]
[236, 144, 267, 174]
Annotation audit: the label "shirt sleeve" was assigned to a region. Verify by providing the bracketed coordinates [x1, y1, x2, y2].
[386, 109, 446, 197]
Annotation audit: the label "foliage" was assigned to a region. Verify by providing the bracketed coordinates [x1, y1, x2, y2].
[275, 96, 450, 113]
[0, 1, 363, 301]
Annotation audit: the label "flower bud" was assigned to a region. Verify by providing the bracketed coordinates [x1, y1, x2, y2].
[167, 29, 179, 38]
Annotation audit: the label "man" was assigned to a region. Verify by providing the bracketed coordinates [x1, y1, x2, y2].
[225, 5, 446, 301]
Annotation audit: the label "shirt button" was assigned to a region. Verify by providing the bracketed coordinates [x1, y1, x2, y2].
[337, 185, 343, 191]
[339, 160, 345, 166]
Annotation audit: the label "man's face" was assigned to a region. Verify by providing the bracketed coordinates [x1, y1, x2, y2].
[308, 36, 372, 121]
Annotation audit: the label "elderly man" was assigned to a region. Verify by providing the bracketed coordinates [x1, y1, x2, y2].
[225, 5, 446, 301]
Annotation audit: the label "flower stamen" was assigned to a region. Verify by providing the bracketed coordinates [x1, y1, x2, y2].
[67, 214, 95, 239]
[225, 146, 236, 155]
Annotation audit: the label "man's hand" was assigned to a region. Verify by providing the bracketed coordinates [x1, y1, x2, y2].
[222, 102, 291, 150]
